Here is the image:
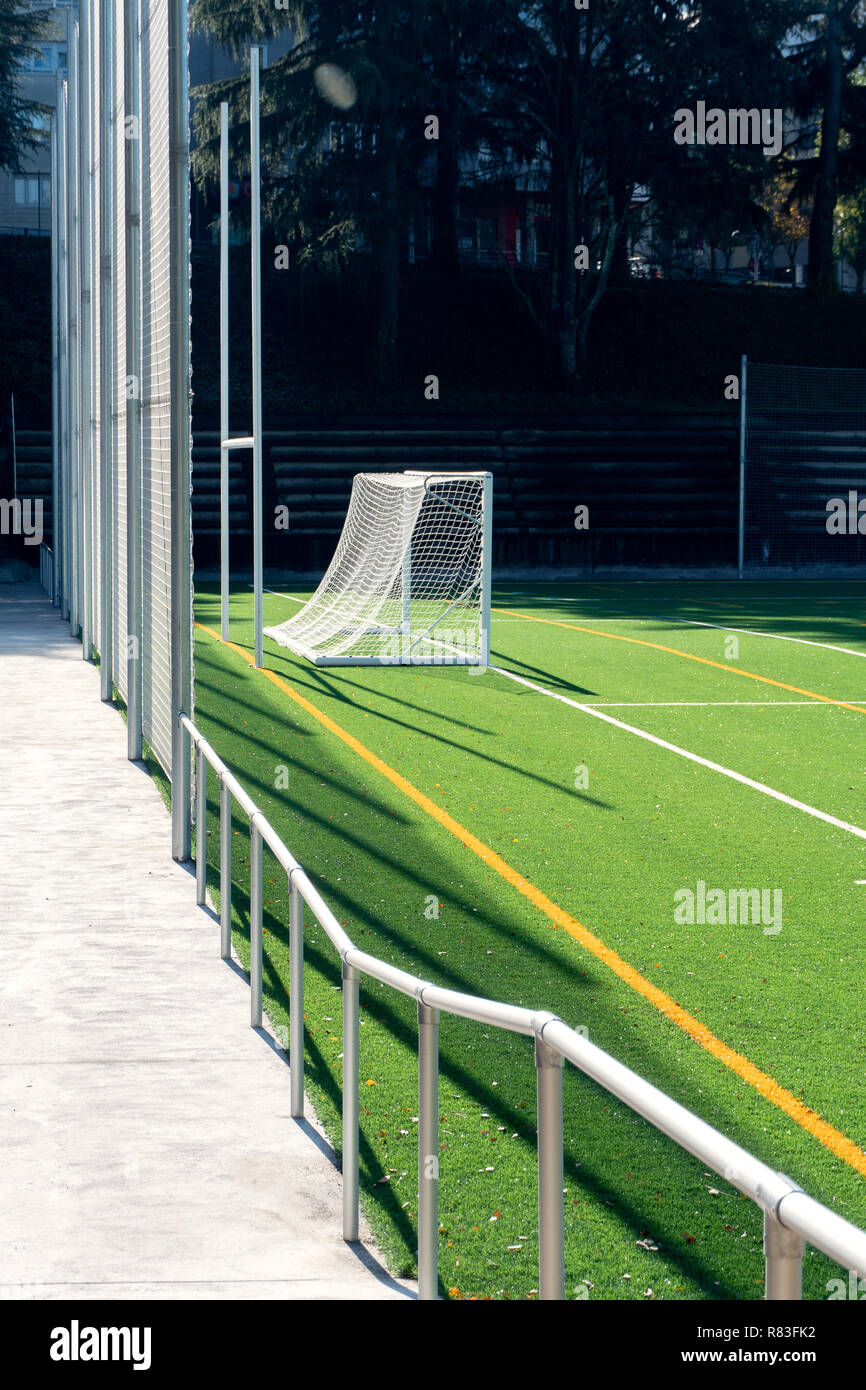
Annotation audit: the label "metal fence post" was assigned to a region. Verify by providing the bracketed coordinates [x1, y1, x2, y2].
[78, 0, 93, 663]
[57, 85, 70, 619]
[50, 107, 60, 616]
[250, 820, 263, 1027]
[738, 353, 747, 579]
[219, 780, 232, 959]
[169, 0, 192, 861]
[342, 959, 360, 1241]
[535, 1033, 565, 1300]
[220, 100, 230, 641]
[66, 33, 81, 633]
[289, 877, 304, 1117]
[195, 748, 207, 905]
[764, 1204, 804, 1301]
[417, 1000, 440, 1300]
[98, 0, 114, 702]
[125, 0, 142, 761]
[250, 46, 263, 669]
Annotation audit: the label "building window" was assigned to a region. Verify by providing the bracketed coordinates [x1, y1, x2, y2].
[13, 176, 50, 207]
[21, 44, 66, 74]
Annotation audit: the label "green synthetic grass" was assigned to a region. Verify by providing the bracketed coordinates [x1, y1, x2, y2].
[193, 579, 866, 1300]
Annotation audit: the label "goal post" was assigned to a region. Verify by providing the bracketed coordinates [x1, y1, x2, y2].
[264, 471, 493, 667]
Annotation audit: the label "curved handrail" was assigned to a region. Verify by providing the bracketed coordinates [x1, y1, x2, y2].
[180, 712, 866, 1300]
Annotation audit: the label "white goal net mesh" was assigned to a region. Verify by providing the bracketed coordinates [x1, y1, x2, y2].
[264, 472, 490, 665]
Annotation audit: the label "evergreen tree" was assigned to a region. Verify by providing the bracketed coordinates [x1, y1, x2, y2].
[0, 0, 48, 174]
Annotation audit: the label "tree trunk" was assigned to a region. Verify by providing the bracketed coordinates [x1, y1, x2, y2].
[808, 1, 845, 292]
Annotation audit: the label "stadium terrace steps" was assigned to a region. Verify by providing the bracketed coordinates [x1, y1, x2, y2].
[189, 414, 738, 571]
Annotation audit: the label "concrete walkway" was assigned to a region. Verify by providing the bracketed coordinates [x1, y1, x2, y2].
[0, 584, 413, 1301]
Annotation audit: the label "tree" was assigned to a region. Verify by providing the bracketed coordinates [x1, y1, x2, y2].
[835, 185, 866, 286]
[512, 1, 797, 384]
[190, 1, 525, 377]
[788, 1, 866, 291]
[0, 0, 48, 174]
[760, 168, 811, 274]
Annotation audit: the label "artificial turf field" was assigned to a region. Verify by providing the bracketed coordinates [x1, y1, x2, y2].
[192, 578, 866, 1301]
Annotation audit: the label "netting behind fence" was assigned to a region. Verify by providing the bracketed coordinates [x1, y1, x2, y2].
[743, 362, 866, 572]
[53, 0, 193, 819]
[139, 0, 176, 775]
[112, 6, 128, 702]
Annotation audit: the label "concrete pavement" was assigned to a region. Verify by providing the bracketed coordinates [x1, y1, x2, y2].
[0, 583, 413, 1301]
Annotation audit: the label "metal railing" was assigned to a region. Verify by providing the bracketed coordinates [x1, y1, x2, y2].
[39, 542, 54, 603]
[179, 711, 866, 1301]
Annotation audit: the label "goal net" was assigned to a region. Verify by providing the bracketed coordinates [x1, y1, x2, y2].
[741, 361, 866, 573]
[264, 471, 492, 665]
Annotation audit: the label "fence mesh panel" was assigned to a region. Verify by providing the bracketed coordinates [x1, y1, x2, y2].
[139, 0, 177, 774]
[89, 8, 101, 648]
[53, 0, 192, 789]
[743, 363, 866, 572]
[112, 6, 128, 700]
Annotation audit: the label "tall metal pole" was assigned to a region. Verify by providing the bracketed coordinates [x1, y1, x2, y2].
[125, 0, 142, 760]
[67, 29, 81, 633]
[738, 354, 747, 580]
[98, 0, 114, 700]
[50, 107, 61, 613]
[220, 100, 230, 640]
[79, 0, 93, 660]
[250, 46, 263, 669]
[169, 0, 193, 861]
[57, 83, 70, 617]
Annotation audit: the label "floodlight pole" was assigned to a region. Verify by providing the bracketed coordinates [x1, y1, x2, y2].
[220, 100, 230, 640]
[125, 0, 142, 760]
[251, 46, 264, 669]
[738, 353, 747, 580]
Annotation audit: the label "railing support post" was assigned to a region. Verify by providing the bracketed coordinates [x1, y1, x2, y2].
[764, 1204, 804, 1301]
[219, 780, 232, 959]
[195, 747, 206, 905]
[289, 877, 304, 1117]
[342, 959, 360, 1241]
[417, 1000, 440, 1300]
[535, 1033, 565, 1301]
[250, 821, 263, 1027]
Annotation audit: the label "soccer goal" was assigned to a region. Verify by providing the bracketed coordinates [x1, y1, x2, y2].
[739, 358, 866, 575]
[264, 470, 492, 666]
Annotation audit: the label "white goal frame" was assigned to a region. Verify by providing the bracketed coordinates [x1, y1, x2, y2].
[264, 470, 493, 668]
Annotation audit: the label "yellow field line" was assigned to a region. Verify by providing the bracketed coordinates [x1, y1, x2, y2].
[196, 619, 866, 1177]
[491, 607, 866, 715]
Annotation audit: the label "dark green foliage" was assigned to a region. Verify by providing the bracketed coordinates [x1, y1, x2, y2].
[0, 0, 49, 173]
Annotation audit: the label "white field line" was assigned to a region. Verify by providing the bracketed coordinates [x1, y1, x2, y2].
[490, 663, 866, 844]
[256, 589, 866, 703]
[583, 699, 866, 708]
[514, 595, 866, 659]
[646, 613, 866, 661]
